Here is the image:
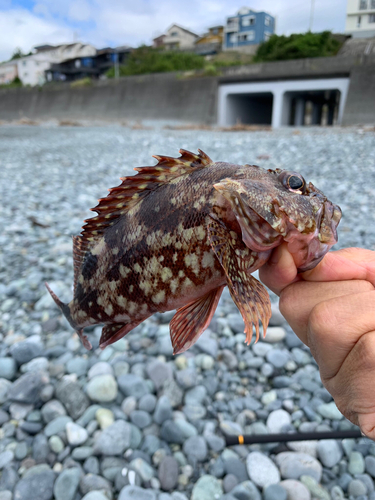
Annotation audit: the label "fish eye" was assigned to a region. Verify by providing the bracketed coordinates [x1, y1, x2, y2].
[288, 175, 305, 191]
[278, 171, 306, 193]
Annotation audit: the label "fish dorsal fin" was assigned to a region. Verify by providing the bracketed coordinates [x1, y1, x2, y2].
[73, 149, 212, 278]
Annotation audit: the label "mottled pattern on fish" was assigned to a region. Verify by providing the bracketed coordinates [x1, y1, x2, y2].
[46, 149, 341, 353]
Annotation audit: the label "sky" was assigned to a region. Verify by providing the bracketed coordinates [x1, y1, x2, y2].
[0, 0, 348, 62]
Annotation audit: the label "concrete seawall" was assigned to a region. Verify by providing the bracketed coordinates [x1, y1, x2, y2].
[0, 73, 219, 124]
[0, 56, 374, 126]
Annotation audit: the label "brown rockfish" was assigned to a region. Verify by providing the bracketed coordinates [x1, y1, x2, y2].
[46, 149, 341, 354]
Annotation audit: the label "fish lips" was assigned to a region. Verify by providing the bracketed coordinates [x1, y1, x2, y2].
[214, 178, 342, 272]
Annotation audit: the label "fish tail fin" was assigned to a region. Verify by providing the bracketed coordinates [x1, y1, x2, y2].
[45, 283, 92, 350]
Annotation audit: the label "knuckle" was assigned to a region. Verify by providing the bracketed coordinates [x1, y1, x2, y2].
[309, 300, 333, 339]
[279, 283, 303, 320]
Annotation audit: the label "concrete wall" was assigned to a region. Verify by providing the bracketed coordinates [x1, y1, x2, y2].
[0, 73, 218, 124]
[0, 56, 374, 126]
[342, 64, 375, 124]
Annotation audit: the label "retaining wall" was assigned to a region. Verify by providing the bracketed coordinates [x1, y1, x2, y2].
[0, 73, 219, 124]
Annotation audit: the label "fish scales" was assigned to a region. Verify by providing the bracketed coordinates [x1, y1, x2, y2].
[47, 149, 341, 353]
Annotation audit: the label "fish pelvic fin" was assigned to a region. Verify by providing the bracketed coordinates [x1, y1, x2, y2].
[45, 282, 92, 350]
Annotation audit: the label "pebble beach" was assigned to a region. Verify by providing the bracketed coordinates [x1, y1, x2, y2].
[0, 124, 375, 500]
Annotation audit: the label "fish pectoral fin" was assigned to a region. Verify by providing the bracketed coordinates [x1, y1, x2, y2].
[207, 216, 271, 345]
[170, 286, 225, 355]
[99, 321, 141, 349]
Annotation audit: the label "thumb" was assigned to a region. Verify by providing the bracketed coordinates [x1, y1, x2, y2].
[259, 242, 299, 296]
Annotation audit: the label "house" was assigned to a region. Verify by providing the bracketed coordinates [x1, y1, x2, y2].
[162, 24, 199, 50]
[0, 61, 18, 85]
[195, 26, 224, 55]
[153, 34, 166, 48]
[345, 0, 375, 38]
[45, 46, 132, 82]
[223, 7, 275, 52]
[4, 42, 97, 86]
[33, 43, 97, 62]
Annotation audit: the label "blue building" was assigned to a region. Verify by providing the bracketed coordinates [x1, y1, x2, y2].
[223, 7, 275, 51]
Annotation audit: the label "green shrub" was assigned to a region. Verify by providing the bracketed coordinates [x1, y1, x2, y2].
[106, 46, 205, 77]
[70, 77, 92, 88]
[254, 31, 342, 62]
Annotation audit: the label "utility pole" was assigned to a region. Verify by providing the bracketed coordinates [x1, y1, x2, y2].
[309, 0, 315, 31]
[114, 51, 119, 80]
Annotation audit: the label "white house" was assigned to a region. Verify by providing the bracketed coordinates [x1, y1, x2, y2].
[162, 24, 199, 50]
[345, 0, 375, 37]
[0, 61, 18, 85]
[0, 42, 97, 86]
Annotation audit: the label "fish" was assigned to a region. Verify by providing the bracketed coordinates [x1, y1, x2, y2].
[46, 149, 342, 354]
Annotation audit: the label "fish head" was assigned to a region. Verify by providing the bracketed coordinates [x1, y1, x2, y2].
[213, 167, 342, 272]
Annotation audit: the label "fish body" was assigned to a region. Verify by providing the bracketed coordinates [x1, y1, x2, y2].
[47, 149, 341, 353]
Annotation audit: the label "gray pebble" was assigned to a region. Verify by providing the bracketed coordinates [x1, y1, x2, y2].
[53, 467, 81, 500]
[13, 467, 55, 500]
[93, 420, 132, 455]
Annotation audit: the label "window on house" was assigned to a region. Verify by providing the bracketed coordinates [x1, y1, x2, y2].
[264, 32, 272, 41]
[369, 13, 375, 22]
[229, 34, 237, 43]
[227, 18, 238, 28]
[358, 15, 362, 26]
[212, 28, 218, 35]
[238, 32, 255, 42]
[371, 0, 375, 8]
[359, 0, 367, 9]
[242, 15, 255, 26]
[265, 16, 271, 26]
[171, 31, 178, 36]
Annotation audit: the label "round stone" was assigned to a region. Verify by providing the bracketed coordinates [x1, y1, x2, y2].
[95, 408, 114, 429]
[263, 327, 287, 343]
[266, 409, 291, 433]
[93, 420, 132, 455]
[130, 410, 152, 429]
[348, 451, 365, 475]
[66, 421, 88, 446]
[275, 452, 322, 482]
[87, 362, 114, 380]
[191, 475, 223, 500]
[317, 440, 343, 468]
[266, 348, 290, 368]
[158, 456, 179, 491]
[0, 358, 17, 380]
[183, 436, 208, 462]
[246, 451, 280, 488]
[48, 435, 64, 454]
[348, 479, 367, 497]
[53, 467, 81, 500]
[13, 467, 55, 500]
[280, 479, 311, 500]
[86, 374, 118, 403]
[264, 484, 288, 500]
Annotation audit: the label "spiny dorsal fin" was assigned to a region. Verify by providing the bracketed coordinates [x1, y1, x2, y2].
[79, 149, 212, 249]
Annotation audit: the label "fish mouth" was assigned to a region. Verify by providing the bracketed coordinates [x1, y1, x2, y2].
[214, 179, 342, 273]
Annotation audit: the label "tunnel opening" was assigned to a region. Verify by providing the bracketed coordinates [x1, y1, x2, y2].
[284, 89, 341, 126]
[226, 92, 273, 126]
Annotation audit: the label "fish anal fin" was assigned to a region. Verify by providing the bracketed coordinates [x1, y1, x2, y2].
[207, 216, 271, 344]
[99, 321, 141, 349]
[170, 285, 225, 355]
[80, 149, 212, 245]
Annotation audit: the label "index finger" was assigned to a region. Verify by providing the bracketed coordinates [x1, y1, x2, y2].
[260, 246, 375, 296]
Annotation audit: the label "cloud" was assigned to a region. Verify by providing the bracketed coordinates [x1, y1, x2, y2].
[0, 0, 348, 62]
[0, 8, 73, 61]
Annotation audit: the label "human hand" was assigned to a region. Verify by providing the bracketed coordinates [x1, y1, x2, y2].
[260, 244, 375, 439]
